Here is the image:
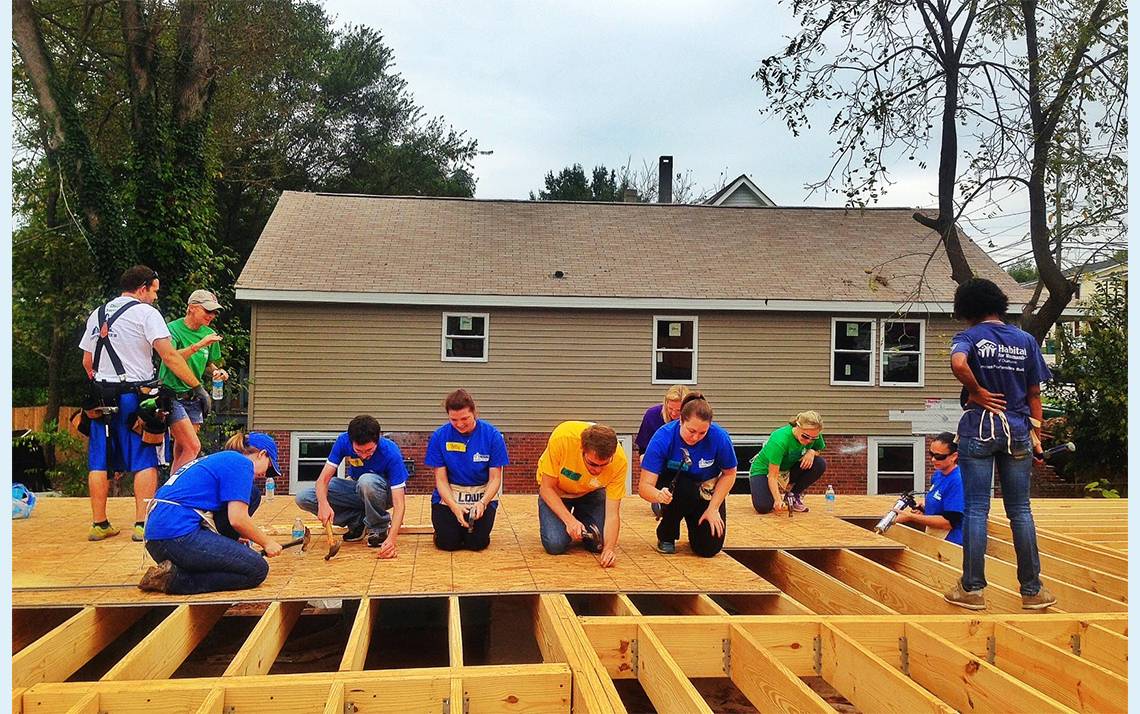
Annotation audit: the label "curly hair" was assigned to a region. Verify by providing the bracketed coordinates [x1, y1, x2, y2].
[953, 278, 1009, 322]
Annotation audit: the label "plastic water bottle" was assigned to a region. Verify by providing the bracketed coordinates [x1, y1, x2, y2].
[825, 484, 836, 513]
[211, 376, 224, 401]
[264, 476, 275, 501]
[292, 516, 304, 556]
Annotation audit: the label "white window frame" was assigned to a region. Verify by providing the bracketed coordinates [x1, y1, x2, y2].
[441, 312, 490, 363]
[866, 436, 925, 495]
[830, 317, 877, 386]
[651, 315, 698, 385]
[289, 431, 346, 493]
[880, 319, 926, 387]
[619, 435, 635, 496]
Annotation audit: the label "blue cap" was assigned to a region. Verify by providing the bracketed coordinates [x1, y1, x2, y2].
[247, 432, 281, 478]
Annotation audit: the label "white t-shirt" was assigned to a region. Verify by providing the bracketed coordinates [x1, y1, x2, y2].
[78, 296, 171, 382]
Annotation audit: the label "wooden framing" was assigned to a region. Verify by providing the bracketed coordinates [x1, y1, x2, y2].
[223, 600, 305, 677]
[103, 603, 228, 681]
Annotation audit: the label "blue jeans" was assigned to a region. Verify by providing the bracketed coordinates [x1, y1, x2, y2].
[959, 435, 1042, 595]
[538, 489, 606, 555]
[145, 527, 268, 594]
[294, 473, 392, 535]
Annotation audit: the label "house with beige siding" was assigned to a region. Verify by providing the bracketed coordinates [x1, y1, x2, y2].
[235, 191, 1032, 498]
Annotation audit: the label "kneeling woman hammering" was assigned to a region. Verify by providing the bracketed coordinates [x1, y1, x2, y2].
[638, 393, 738, 557]
[139, 432, 285, 594]
[749, 411, 827, 514]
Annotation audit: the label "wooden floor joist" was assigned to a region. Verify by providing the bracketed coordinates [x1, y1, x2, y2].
[12, 605, 148, 688]
[728, 624, 831, 713]
[103, 602, 229, 681]
[222, 600, 305, 678]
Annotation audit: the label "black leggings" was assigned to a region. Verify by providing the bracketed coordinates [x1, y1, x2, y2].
[750, 456, 827, 513]
[656, 474, 726, 558]
[431, 502, 497, 551]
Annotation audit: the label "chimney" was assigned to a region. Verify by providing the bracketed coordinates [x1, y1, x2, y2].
[623, 188, 640, 203]
[658, 156, 673, 203]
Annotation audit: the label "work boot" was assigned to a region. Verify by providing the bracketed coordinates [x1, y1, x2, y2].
[790, 493, 809, 513]
[367, 527, 389, 548]
[1022, 586, 1058, 610]
[343, 521, 366, 542]
[88, 522, 120, 541]
[944, 581, 986, 610]
[656, 540, 676, 554]
[132, 524, 145, 542]
[138, 560, 175, 593]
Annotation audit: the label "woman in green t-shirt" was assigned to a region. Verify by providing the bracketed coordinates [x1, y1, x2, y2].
[749, 411, 827, 514]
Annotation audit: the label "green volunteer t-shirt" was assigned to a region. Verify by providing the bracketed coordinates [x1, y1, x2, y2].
[158, 317, 221, 391]
[749, 424, 825, 477]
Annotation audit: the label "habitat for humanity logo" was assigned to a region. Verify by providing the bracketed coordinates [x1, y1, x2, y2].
[976, 339, 998, 357]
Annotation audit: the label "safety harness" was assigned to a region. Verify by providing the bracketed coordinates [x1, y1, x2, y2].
[92, 299, 142, 382]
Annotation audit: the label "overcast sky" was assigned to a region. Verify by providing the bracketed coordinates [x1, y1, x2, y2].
[324, 1, 1037, 264]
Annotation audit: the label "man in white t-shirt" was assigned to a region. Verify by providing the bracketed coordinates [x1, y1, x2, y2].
[78, 265, 204, 542]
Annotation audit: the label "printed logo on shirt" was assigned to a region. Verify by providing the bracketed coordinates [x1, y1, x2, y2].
[976, 339, 999, 358]
[698, 458, 715, 469]
[931, 489, 943, 501]
[446, 442, 467, 452]
[589, 477, 601, 488]
[347, 457, 364, 467]
[472, 452, 490, 462]
[560, 467, 583, 481]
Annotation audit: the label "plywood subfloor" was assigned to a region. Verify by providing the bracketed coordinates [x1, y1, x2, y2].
[16, 494, 908, 606]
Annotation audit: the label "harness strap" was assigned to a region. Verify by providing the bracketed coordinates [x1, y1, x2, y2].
[92, 300, 142, 382]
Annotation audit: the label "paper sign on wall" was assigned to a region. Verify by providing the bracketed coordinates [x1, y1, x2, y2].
[446, 338, 453, 350]
[460, 316, 472, 331]
[846, 323, 860, 337]
[669, 322, 682, 337]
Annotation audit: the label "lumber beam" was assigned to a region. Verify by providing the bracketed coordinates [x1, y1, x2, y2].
[754, 550, 894, 615]
[12, 605, 147, 687]
[646, 620, 732, 677]
[714, 592, 814, 615]
[449, 596, 464, 668]
[12, 688, 24, 714]
[223, 600, 305, 677]
[676, 594, 729, 616]
[985, 532, 1128, 601]
[532, 594, 625, 714]
[819, 623, 954, 714]
[448, 678, 465, 714]
[859, 546, 1026, 613]
[728, 624, 831, 713]
[339, 597, 379, 671]
[12, 608, 77, 655]
[194, 688, 225, 714]
[901, 622, 1075, 713]
[987, 519, 1128, 576]
[63, 692, 98, 714]
[636, 624, 711, 714]
[810, 549, 962, 614]
[102, 603, 228, 681]
[322, 682, 344, 714]
[1008, 620, 1128, 676]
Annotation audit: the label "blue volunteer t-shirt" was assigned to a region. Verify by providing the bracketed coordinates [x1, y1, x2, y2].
[924, 466, 965, 546]
[425, 419, 510, 505]
[951, 322, 1051, 441]
[328, 432, 409, 488]
[642, 420, 737, 482]
[145, 451, 254, 540]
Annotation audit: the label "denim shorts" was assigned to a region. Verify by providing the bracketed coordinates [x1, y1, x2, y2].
[170, 396, 205, 425]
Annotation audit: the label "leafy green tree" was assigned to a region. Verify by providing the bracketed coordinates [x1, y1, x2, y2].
[531, 164, 629, 201]
[1007, 260, 1040, 284]
[1048, 277, 1127, 494]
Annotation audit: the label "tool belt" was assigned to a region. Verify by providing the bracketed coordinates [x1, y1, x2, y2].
[130, 387, 174, 445]
[698, 477, 717, 501]
[450, 483, 487, 506]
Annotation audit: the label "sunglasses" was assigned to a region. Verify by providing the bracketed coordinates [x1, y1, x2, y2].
[797, 431, 819, 441]
[928, 451, 953, 461]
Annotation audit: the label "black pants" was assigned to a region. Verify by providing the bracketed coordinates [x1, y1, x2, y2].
[656, 473, 726, 558]
[750, 456, 827, 513]
[213, 483, 262, 540]
[431, 502, 497, 551]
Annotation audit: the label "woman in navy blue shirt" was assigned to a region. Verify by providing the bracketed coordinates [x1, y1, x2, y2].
[138, 431, 284, 594]
[637, 393, 737, 557]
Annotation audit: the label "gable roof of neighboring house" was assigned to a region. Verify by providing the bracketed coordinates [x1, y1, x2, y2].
[236, 191, 1031, 312]
[703, 174, 776, 207]
[1062, 255, 1127, 279]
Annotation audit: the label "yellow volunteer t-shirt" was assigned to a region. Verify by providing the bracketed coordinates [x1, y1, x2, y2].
[536, 421, 628, 501]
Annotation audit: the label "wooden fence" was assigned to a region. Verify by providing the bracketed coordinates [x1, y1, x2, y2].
[12, 406, 84, 439]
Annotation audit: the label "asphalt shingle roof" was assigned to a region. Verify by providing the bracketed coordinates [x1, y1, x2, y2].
[237, 191, 1027, 303]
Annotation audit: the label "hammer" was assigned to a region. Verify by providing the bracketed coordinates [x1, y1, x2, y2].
[323, 521, 342, 561]
[258, 526, 311, 556]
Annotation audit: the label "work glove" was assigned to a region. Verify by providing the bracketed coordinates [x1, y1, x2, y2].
[193, 384, 212, 417]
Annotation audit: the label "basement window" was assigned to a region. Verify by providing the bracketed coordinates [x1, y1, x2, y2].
[289, 433, 345, 492]
[867, 437, 924, 495]
[442, 312, 489, 362]
[652, 316, 697, 384]
[831, 318, 875, 385]
[880, 319, 925, 386]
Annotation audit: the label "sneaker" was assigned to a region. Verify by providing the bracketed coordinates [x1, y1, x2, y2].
[367, 528, 389, 548]
[790, 493, 809, 513]
[944, 581, 987, 610]
[132, 524, 145, 542]
[88, 523, 120, 541]
[1022, 587, 1058, 610]
[343, 521, 366, 542]
[651, 502, 663, 519]
[138, 560, 175, 593]
[656, 540, 676, 554]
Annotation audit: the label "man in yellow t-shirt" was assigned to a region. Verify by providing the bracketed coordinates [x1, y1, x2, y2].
[536, 421, 628, 568]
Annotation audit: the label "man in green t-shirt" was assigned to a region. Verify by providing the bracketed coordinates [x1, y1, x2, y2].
[159, 290, 229, 473]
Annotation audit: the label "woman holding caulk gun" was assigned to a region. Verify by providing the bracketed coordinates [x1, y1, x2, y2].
[748, 411, 827, 514]
[888, 432, 965, 545]
[639, 393, 737, 557]
[426, 389, 509, 551]
[138, 432, 284, 594]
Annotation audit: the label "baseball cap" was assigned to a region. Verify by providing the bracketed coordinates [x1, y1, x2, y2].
[246, 432, 281, 478]
[188, 289, 223, 312]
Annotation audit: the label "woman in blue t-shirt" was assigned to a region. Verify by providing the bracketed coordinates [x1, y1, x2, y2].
[425, 389, 509, 551]
[138, 431, 284, 594]
[638, 393, 738, 557]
